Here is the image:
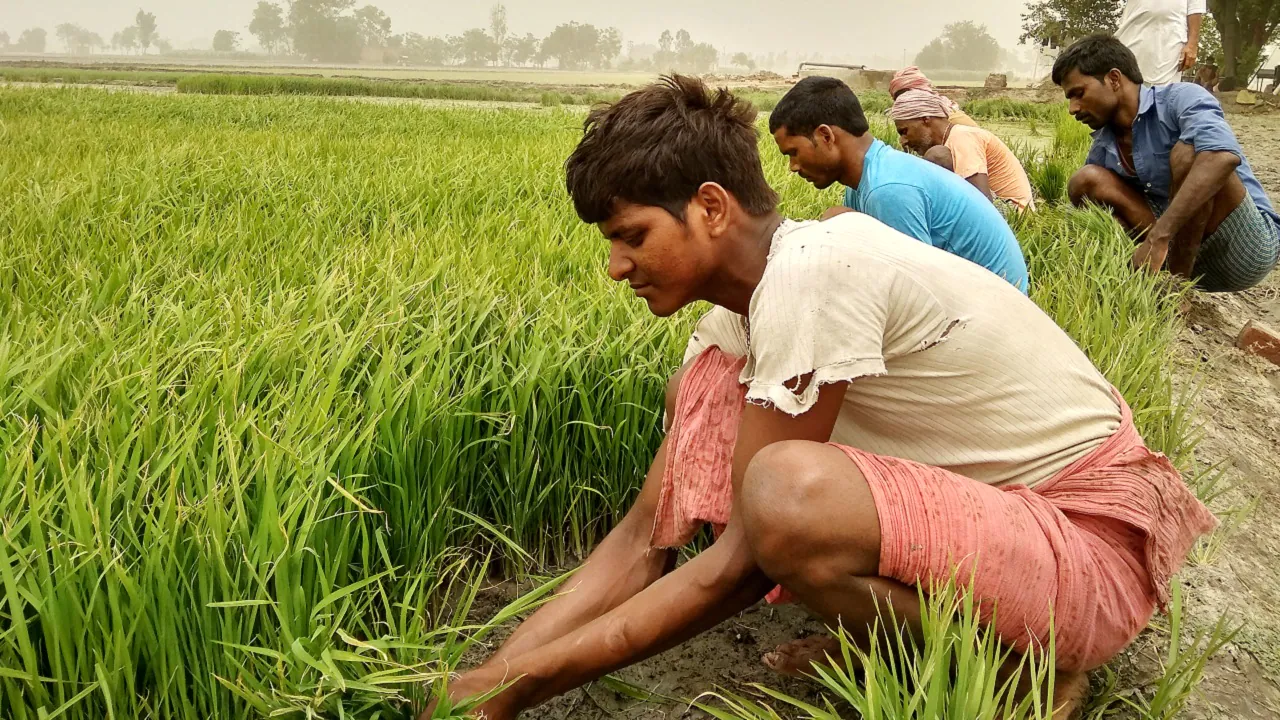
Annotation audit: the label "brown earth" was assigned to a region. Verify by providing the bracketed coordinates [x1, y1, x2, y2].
[456, 113, 1280, 719]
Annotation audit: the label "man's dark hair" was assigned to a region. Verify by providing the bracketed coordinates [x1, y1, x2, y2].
[1052, 34, 1144, 86]
[564, 74, 778, 224]
[768, 76, 870, 138]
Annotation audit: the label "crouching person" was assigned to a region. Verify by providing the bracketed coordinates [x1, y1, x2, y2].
[422, 75, 1217, 720]
[1056, 35, 1280, 291]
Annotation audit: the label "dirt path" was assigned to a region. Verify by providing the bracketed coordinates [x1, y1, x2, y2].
[1160, 112, 1280, 720]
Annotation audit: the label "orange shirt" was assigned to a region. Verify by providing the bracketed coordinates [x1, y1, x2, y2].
[945, 125, 1035, 209]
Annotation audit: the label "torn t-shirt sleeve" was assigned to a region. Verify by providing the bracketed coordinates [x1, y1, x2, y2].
[742, 229, 955, 416]
[683, 305, 749, 364]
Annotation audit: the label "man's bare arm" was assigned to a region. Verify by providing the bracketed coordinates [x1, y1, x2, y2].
[1151, 150, 1238, 244]
[1183, 14, 1203, 71]
[473, 380, 850, 714]
[480, 437, 676, 669]
[964, 172, 994, 201]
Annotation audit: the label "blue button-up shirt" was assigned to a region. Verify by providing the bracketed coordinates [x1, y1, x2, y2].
[1086, 83, 1280, 232]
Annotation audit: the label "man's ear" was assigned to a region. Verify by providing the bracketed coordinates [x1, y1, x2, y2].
[694, 182, 732, 238]
[815, 124, 836, 147]
[1108, 68, 1124, 92]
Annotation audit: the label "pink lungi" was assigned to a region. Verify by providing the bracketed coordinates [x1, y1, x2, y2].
[651, 348, 1218, 672]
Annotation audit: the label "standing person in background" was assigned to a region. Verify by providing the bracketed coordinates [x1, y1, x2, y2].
[889, 89, 1036, 211]
[1115, 0, 1205, 85]
[888, 66, 979, 127]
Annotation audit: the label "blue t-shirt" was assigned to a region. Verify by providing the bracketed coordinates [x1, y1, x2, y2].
[1086, 83, 1280, 233]
[843, 140, 1030, 293]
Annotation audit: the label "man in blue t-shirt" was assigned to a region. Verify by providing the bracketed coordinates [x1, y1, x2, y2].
[769, 76, 1029, 293]
[1055, 35, 1278, 292]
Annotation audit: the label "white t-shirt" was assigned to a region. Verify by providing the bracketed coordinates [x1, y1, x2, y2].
[1116, 0, 1207, 85]
[684, 214, 1121, 489]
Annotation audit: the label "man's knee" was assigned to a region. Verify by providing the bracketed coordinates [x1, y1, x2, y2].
[923, 145, 954, 172]
[739, 442, 874, 584]
[1067, 165, 1114, 207]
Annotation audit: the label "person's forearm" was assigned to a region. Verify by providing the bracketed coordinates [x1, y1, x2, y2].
[1187, 14, 1202, 49]
[484, 509, 673, 668]
[498, 529, 773, 711]
[1154, 151, 1238, 239]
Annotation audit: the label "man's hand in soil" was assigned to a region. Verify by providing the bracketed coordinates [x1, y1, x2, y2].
[421, 667, 519, 720]
[418, 379, 848, 718]
[1132, 232, 1172, 274]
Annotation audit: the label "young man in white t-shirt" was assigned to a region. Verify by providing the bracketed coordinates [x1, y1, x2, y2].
[421, 75, 1215, 720]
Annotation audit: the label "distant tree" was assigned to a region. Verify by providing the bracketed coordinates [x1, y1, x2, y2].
[16, 28, 48, 53]
[289, 0, 361, 62]
[489, 4, 509, 63]
[915, 37, 949, 69]
[212, 30, 240, 52]
[597, 27, 622, 68]
[458, 27, 499, 66]
[541, 22, 611, 70]
[916, 21, 1001, 71]
[155, 37, 172, 54]
[250, 2, 289, 54]
[676, 29, 692, 52]
[0, 31, 10, 49]
[353, 5, 391, 48]
[115, 25, 140, 54]
[508, 32, 539, 66]
[135, 10, 158, 54]
[85, 31, 106, 53]
[731, 51, 756, 71]
[681, 42, 718, 73]
[394, 32, 447, 65]
[56, 23, 81, 54]
[1020, 0, 1120, 48]
[56, 24, 103, 55]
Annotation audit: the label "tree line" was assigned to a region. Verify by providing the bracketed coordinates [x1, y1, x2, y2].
[0, 1, 724, 72]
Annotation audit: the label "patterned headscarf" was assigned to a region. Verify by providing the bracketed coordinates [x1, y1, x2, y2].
[888, 89, 952, 121]
[889, 66, 936, 97]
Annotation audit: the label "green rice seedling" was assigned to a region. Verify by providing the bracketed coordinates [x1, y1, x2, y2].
[1030, 156, 1074, 204]
[964, 97, 1063, 121]
[696, 583, 1057, 720]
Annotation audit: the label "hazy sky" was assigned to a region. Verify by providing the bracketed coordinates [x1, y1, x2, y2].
[2, 0, 1034, 62]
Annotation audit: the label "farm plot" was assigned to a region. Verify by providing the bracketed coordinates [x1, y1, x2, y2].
[0, 87, 1215, 719]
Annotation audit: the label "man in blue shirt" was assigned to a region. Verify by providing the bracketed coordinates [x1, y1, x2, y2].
[768, 76, 1030, 293]
[1056, 35, 1279, 292]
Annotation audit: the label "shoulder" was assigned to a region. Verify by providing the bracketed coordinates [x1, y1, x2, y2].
[1160, 82, 1221, 113]
[765, 214, 911, 277]
[947, 124, 988, 143]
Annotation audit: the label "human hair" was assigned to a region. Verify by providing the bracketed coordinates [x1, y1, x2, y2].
[563, 74, 778, 224]
[768, 76, 870, 138]
[1052, 34, 1144, 86]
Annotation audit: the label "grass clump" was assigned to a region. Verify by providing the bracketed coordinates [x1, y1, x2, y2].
[698, 585, 1059, 720]
[965, 97, 1064, 121]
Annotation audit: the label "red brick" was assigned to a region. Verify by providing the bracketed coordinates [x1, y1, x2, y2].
[1237, 321, 1280, 366]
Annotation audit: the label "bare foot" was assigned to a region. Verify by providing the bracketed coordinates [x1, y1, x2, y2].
[762, 634, 846, 677]
[1050, 670, 1089, 720]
